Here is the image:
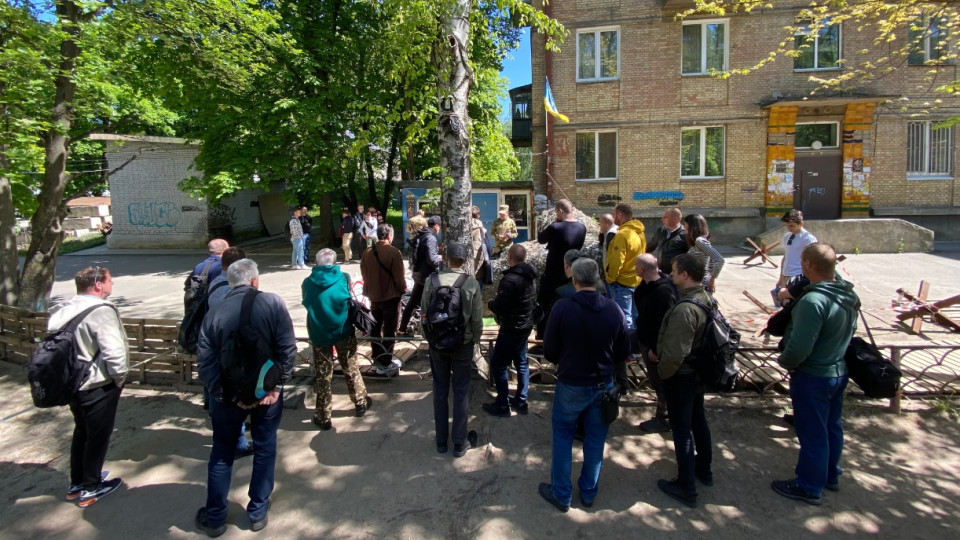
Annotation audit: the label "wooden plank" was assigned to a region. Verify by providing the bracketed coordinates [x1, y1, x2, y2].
[913, 281, 930, 333]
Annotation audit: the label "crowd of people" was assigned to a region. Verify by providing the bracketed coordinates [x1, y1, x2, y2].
[47, 200, 856, 535]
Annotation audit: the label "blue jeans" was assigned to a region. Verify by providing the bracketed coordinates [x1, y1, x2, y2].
[491, 328, 532, 408]
[291, 238, 305, 267]
[606, 282, 637, 331]
[663, 371, 712, 495]
[203, 387, 249, 452]
[790, 371, 848, 497]
[205, 392, 284, 527]
[429, 342, 473, 446]
[302, 233, 312, 263]
[550, 380, 612, 506]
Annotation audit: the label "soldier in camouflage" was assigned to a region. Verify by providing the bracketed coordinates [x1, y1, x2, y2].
[490, 205, 518, 257]
[302, 249, 371, 431]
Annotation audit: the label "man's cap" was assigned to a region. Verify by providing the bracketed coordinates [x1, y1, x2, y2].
[781, 209, 803, 224]
[427, 216, 442, 227]
[446, 242, 468, 260]
[498, 205, 509, 213]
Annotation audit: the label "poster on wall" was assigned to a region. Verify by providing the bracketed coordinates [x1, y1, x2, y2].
[766, 159, 795, 208]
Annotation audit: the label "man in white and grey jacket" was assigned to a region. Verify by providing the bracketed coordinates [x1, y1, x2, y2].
[47, 266, 129, 507]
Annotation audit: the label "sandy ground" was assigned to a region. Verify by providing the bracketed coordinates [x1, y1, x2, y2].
[2, 238, 959, 538]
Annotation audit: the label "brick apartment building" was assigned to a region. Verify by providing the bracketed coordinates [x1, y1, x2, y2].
[523, 1, 960, 241]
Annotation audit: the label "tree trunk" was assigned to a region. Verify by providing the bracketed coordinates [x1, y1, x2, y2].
[0, 117, 19, 306]
[435, 0, 474, 274]
[382, 118, 402, 217]
[17, 0, 83, 311]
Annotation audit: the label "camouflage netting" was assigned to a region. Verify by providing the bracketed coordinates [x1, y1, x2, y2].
[482, 207, 603, 313]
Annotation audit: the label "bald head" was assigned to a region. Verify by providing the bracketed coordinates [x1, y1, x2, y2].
[662, 207, 682, 229]
[208, 239, 229, 255]
[801, 243, 838, 282]
[599, 213, 615, 233]
[635, 253, 659, 281]
[507, 244, 527, 266]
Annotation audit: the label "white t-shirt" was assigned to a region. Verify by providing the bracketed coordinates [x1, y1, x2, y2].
[782, 228, 817, 277]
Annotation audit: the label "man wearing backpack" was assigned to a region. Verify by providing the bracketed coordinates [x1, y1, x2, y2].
[360, 223, 407, 375]
[422, 243, 483, 458]
[655, 253, 715, 508]
[772, 243, 859, 506]
[184, 239, 228, 311]
[195, 259, 297, 536]
[47, 266, 129, 507]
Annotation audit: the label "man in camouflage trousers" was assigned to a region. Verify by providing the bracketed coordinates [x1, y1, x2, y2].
[302, 249, 371, 431]
[490, 205, 518, 258]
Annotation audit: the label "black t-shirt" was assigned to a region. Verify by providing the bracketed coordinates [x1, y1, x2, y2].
[538, 220, 587, 291]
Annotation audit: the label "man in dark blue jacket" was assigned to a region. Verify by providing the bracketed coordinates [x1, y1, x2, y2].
[483, 244, 539, 417]
[399, 216, 441, 334]
[539, 258, 630, 512]
[195, 258, 297, 536]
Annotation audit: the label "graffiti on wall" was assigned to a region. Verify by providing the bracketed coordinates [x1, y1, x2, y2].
[633, 191, 685, 202]
[597, 194, 622, 207]
[128, 201, 181, 228]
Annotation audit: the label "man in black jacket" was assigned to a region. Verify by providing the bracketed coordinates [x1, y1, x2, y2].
[647, 207, 686, 274]
[399, 216, 441, 334]
[632, 253, 678, 433]
[483, 244, 539, 416]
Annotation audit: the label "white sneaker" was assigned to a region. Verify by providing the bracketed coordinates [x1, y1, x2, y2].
[374, 359, 402, 376]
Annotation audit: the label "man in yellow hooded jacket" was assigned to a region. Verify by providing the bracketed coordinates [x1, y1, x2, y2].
[604, 203, 646, 331]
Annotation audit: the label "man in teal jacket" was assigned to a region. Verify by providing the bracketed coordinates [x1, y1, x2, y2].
[302, 249, 371, 431]
[773, 243, 860, 506]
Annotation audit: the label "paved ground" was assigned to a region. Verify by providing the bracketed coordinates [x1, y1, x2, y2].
[1, 236, 958, 539]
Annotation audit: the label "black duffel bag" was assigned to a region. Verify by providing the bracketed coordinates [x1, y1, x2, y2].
[845, 310, 902, 398]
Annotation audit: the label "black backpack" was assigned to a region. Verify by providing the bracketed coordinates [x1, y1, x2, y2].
[679, 298, 741, 393]
[845, 311, 902, 398]
[422, 273, 469, 352]
[178, 279, 228, 354]
[28, 304, 113, 408]
[221, 289, 281, 405]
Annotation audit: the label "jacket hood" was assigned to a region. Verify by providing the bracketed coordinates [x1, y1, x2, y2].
[415, 227, 432, 239]
[570, 290, 609, 312]
[807, 278, 861, 310]
[308, 264, 345, 288]
[504, 262, 538, 280]
[621, 219, 646, 235]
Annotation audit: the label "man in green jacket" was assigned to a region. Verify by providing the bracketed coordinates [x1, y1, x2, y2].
[302, 249, 371, 431]
[653, 253, 714, 509]
[773, 243, 859, 506]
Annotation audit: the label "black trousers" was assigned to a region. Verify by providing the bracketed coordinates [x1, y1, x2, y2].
[370, 297, 401, 366]
[69, 382, 123, 489]
[399, 281, 425, 332]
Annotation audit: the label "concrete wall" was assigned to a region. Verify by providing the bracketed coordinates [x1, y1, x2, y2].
[758, 219, 934, 255]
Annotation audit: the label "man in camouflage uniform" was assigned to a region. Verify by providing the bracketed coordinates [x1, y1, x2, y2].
[302, 249, 371, 431]
[490, 205, 518, 258]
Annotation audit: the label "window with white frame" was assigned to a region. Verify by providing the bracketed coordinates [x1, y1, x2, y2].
[907, 121, 954, 178]
[908, 16, 951, 65]
[682, 20, 728, 75]
[577, 27, 619, 82]
[576, 131, 618, 181]
[681, 126, 725, 178]
[794, 19, 841, 70]
[795, 122, 839, 148]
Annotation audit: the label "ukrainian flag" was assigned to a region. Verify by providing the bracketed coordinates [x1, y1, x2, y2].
[544, 77, 569, 123]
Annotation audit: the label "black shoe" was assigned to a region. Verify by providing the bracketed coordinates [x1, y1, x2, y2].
[437, 443, 448, 454]
[771, 479, 822, 505]
[356, 396, 372, 417]
[235, 445, 255, 459]
[312, 417, 332, 431]
[657, 478, 697, 508]
[538, 482, 569, 513]
[482, 402, 511, 417]
[696, 472, 714, 487]
[250, 513, 268, 532]
[77, 478, 122, 508]
[509, 399, 529, 415]
[580, 493, 594, 508]
[453, 431, 478, 457]
[195, 507, 226, 538]
[638, 417, 672, 434]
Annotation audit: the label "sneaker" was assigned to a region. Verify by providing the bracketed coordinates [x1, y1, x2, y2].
[373, 359, 401, 377]
[508, 398, 529, 415]
[67, 471, 108, 501]
[77, 478, 122, 508]
[437, 442, 448, 454]
[638, 417, 672, 434]
[312, 416, 333, 431]
[453, 431, 478, 458]
[538, 482, 569, 513]
[355, 396, 372, 417]
[657, 478, 697, 508]
[195, 507, 227, 538]
[250, 513, 268, 532]
[482, 402, 511, 417]
[771, 479, 822, 506]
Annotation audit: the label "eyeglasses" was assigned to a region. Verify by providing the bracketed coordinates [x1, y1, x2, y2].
[787, 234, 796, 245]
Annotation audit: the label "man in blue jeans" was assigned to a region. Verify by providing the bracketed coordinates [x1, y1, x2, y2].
[483, 244, 539, 417]
[195, 259, 297, 537]
[540, 258, 630, 512]
[655, 253, 716, 508]
[773, 243, 859, 505]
